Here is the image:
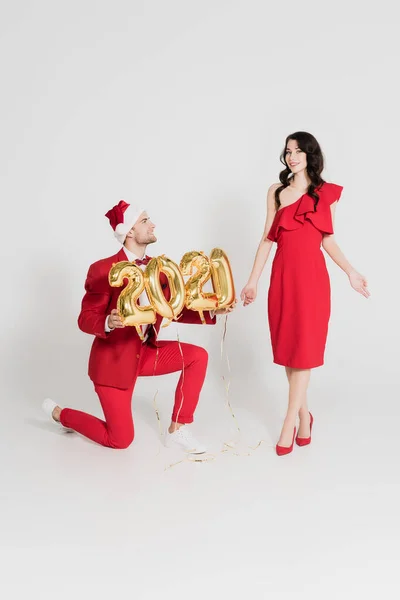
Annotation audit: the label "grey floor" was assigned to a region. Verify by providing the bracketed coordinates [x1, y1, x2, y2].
[2, 376, 399, 599]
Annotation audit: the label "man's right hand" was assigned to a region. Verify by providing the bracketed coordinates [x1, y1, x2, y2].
[107, 309, 125, 330]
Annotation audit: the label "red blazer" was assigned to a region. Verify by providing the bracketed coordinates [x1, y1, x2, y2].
[78, 248, 216, 388]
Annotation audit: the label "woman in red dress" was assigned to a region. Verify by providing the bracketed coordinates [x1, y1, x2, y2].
[241, 132, 370, 456]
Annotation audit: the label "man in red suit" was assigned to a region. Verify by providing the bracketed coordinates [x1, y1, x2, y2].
[42, 201, 234, 453]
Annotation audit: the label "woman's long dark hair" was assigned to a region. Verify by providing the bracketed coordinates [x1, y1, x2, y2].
[275, 132, 325, 209]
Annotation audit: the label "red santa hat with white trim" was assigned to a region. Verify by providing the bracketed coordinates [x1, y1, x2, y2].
[105, 200, 145, 244]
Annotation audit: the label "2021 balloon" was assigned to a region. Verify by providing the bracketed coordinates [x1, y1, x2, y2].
[108, 249, 235, 332]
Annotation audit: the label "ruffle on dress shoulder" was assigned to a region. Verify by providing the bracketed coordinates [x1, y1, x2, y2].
[266, 182, 343, 242]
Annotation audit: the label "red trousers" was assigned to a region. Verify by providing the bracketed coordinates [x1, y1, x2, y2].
[60, 341, 208, 449]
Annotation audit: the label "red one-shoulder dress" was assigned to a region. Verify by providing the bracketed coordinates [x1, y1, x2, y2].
[266, 182, 343, 369]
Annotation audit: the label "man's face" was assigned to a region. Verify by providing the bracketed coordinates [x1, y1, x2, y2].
[127, 211, 157, 245]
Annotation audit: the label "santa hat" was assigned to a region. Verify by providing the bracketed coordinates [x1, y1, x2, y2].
[105, 200, 145, 244]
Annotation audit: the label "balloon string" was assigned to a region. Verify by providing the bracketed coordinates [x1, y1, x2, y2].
[218, 315, 273, 457]
[149, 322, 193, 468]
[150, 341, 164, 454]
[220, 315, 240, 433]
[156, 316, 272, 471]
[174, 328, 185, 425]
[164, 319, 218, 469]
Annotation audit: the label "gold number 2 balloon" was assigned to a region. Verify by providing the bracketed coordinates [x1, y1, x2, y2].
[108, 261, 156, 340]
[180, 251, 219, 324]
[144, 255, 185, 327]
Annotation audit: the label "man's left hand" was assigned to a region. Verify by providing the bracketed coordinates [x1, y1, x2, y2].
[213, 299, 237, 315]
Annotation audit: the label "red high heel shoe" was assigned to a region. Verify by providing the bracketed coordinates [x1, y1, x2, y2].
[276, 428, 296, 456]
[296, 412, 314, 446]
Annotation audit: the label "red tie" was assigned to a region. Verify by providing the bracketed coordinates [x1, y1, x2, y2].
[135, 255, 150, 266]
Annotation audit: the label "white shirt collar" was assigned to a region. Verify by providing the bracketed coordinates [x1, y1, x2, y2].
[122, 247, 146, 262]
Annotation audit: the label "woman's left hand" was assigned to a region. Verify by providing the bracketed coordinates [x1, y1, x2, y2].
[348, 270, 370, 298]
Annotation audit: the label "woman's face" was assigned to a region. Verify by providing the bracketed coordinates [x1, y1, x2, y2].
[285, 139, 307, 174]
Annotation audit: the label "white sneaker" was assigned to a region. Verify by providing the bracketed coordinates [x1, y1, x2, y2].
[42, 398, 74, 433]
[165, 426, 206, 454]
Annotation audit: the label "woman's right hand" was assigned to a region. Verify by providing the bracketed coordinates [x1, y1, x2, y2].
[240, 283, 257, 306]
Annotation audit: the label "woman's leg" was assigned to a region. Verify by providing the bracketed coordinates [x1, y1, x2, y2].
[285, 367, 311, 438]
[278, 368, 311, 446]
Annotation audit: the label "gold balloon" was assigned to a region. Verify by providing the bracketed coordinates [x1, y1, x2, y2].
[180, 251, 219, 324]
[210, 248, 236, 309]
[108, 261, 156, 340]
[144, 255, 186, 326]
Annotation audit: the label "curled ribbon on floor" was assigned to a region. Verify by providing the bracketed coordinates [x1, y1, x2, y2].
[164, 454, 216, 470]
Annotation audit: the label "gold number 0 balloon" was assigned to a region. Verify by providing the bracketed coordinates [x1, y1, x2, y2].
[210, 248, 236, 309]
[144, 255, 186, 327]
[108, 261, 156, 340]
[180, 251, 219, 324]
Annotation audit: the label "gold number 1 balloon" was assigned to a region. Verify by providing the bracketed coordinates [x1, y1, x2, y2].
[210, 248, 236, 309]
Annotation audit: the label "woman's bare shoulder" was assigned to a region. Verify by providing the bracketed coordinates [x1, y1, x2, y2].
[268, 182, 281, 193]
[266, 182, 281, 202]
